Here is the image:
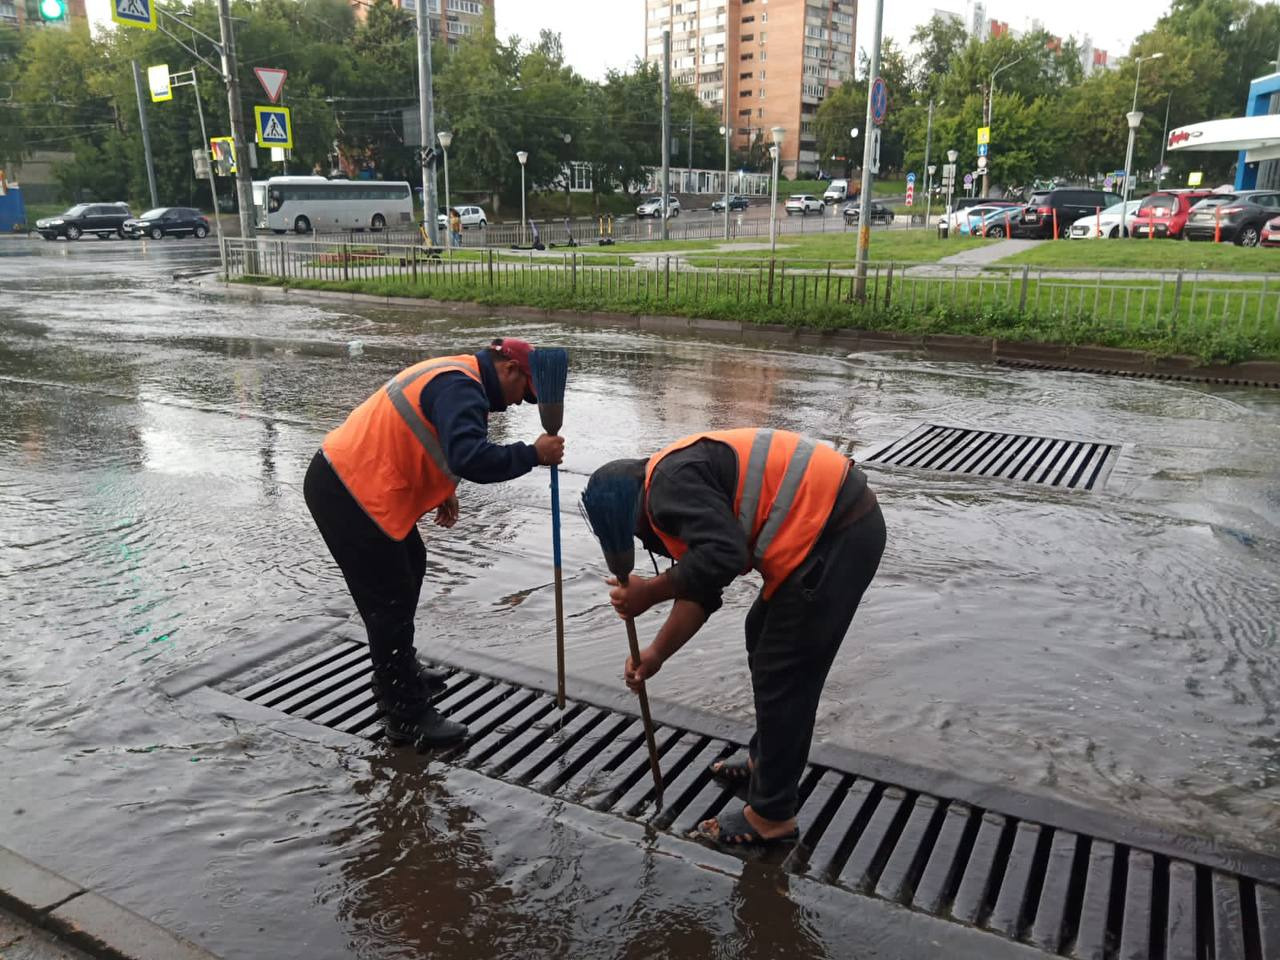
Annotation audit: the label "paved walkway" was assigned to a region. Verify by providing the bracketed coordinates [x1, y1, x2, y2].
[935, 239, 1040, 266]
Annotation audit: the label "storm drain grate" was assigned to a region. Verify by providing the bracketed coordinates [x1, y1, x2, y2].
[860, 423, 1118, 491]
[226, 640, 1280, 960]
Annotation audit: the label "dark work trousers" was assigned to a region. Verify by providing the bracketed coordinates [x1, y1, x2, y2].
[303, 450, 426, 679]
[744, 499, 887, 823]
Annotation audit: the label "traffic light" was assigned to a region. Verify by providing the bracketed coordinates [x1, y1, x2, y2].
[38, 0, 66, 21]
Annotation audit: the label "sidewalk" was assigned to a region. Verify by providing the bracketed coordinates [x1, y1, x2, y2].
[0, 848, 217, 960]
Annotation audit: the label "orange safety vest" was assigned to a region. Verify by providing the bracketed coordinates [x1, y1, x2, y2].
[322, 354, 482, 540]
[644, 428, 849, 599]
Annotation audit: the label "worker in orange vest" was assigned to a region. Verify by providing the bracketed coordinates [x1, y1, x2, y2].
[583, 429, 884, 848]
[304, 338, 565, 748]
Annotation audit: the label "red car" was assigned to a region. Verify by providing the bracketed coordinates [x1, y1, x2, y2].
[1262, 214, 1280, 247]
[1129, 189, 1216, 239]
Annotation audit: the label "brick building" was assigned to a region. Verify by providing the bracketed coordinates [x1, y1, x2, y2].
[644, 0, 856, 178]
[353, 0, 491, 47]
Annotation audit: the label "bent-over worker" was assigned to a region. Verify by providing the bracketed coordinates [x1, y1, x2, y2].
[584, 428, 884, 847]
[304, 338, 564, 748]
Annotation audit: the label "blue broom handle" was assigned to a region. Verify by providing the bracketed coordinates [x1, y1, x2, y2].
[549, 465, 562, 569]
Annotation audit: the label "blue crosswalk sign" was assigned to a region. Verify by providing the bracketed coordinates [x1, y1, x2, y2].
[111, 0, 156, 30]
[977, 143, 989, 157]
[254, 106, 293, 150]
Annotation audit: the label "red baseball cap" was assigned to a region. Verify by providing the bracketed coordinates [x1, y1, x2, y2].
[490, 337, 537, 402]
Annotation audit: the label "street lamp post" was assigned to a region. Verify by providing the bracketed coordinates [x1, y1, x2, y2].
[719, 123, 730, 240]
[1122, 53, 1163, 214]
[438, 130, 452, 248]
[768, 125, 784, 253]
[1157, 94, 1172, 191]
[946, 148, 959, 228]
[921, 98, 941, 229]
[983, 56, 1022, 196]
[516, 149, 528, 246]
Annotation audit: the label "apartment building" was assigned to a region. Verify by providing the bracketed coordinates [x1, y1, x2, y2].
[356, 0, 491, 46]
[644, 0, 856, 177]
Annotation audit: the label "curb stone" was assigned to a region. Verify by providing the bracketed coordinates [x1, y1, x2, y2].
[0, 848, 219, 960]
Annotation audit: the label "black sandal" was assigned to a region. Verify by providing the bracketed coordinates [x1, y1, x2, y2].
[708, 756, 753, 784]
[694, 806, 799, 849]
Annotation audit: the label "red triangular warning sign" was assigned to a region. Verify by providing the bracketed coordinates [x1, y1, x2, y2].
[254, 67, 287, 104]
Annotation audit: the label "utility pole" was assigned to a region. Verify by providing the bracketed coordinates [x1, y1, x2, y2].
[416, 0, 439, 245]
[661, 29, 671, 241]
[1157, 94, 1171, 190]
[923, 99, 935, 230]
[687, 111, 693, 176]
[216, 0, 255, 240]
[853, 0, 885, 302]
[130, 60, 159, 209]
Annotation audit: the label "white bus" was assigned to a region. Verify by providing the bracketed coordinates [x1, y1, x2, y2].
[252, 176, 414, 234]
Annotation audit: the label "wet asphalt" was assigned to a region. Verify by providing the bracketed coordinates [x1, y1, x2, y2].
[1, 234, 1279, 958]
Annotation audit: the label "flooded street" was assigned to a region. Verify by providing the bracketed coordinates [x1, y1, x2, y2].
[2, 236, 1279, 958]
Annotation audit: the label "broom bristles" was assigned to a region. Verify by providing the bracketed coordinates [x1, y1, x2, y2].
[580, 471, 641, 578]
[530, 347, 568, 406]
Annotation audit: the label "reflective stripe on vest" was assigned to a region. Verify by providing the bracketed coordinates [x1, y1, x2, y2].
[322, 354, 482, 540]
[645, 429, 847, 598]
[383, 359, 476, 483]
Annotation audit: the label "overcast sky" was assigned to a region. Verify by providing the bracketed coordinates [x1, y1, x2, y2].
[495, 0, 1175, 81]
[83, 0, 1173, 76]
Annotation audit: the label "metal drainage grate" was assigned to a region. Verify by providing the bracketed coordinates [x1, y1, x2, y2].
[227, 641, 1279, 960]
[861, 424, 1118, 491]
[996, 357, 1280, 391]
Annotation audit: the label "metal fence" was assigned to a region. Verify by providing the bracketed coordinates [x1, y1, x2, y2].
[296, 207, 916, 251]
[222, 237, 1280, 350]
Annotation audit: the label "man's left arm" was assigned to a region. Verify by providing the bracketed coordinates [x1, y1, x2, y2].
[426, 374, 539, 483]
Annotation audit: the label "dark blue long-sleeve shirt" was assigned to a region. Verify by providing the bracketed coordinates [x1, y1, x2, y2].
[419, 351, 539, 483]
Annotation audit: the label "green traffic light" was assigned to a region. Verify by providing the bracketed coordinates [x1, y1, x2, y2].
[38, 0, 65, 19]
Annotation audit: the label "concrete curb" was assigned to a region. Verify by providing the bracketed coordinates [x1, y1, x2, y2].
[0, 847, 219, 960]
[200, 277, 1280, 387]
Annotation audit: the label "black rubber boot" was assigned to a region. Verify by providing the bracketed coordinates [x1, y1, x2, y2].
[371, 668, 467, 748]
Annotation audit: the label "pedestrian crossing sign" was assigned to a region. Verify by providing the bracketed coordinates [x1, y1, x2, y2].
[111, 0, 156, 30]
[254, 105, 293, 150]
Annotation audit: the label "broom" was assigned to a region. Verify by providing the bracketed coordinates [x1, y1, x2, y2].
[530, 347, 569, 710]
[580, 471, 664, 808]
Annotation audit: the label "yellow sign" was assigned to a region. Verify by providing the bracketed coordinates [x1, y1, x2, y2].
[110, 0, 156, 30]
[254, 105, 293, 150]
[211, 137, 237, 175]
[147, 64, 171, 103]
[977, 126, 990, 146]
[1187, 171, 1203, 187]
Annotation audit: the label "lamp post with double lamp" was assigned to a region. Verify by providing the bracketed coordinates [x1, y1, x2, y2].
[437, 130, 452, 248]
[516, 149, 528, 246]
[768, 125, 784, 253]
[719, 123, 730, 240]
[982, 57, 1022, 196]
[1122, 52, 1163, 214]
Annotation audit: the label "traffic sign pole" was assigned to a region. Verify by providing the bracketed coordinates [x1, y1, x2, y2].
[854, 0, 886, 303]
[130, 60, 160, 209]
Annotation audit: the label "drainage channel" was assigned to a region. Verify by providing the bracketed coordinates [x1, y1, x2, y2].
[860, 424, 1119, 492]
[995, 357, 1280, 391]
[184, 629, 1280, 960]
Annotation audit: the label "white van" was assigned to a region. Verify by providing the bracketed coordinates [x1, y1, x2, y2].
[823, 179, 848, 204]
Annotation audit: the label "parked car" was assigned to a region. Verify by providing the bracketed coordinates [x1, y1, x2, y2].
[842, 200, 894, 225]
[436, 205, 488, 230]
[1183, 191, 1280, 245]
[710, 194, 750, 212]
[1068, 200, 1143, 239]
[122, 207, 211, 240]
[35, 202, 131, 241]
[1128, 190, 1216, 239]
[959, 205, 1025, 237]
[785, 194, 824, 215]
[944, 197, 1021, 232]
[823, 179, 849, 203]
[1021, 188, 1122, 239]
[635, 196, 680, 218]
[1261, 214, 1280, 247]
